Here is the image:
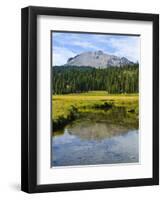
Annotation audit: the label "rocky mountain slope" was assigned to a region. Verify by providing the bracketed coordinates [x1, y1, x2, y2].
[65, 50, 134, 68]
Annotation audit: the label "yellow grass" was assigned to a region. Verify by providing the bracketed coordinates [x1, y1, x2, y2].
[52, 91, 139, 121]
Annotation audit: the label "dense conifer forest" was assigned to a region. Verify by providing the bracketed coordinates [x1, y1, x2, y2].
[52, 64, 139, 94]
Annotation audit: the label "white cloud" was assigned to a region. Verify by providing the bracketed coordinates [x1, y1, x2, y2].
[109, 37, 140, 62]
[72, 41, 98, 49]
[53, 35, 98, 50]
[52, 47, 76, 66]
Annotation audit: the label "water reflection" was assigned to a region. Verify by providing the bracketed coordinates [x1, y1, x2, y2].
[67, 120, 132, 140]
[52, 107, 139, 167]
[52, 128, 138, 166]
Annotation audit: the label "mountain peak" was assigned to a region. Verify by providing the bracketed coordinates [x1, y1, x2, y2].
[95, 50, 103, 55]
[65, 51, 134, 68]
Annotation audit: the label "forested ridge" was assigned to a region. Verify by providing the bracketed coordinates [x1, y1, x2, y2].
[52, 64, 139, 94]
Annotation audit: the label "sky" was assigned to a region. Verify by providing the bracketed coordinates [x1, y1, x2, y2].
[52, 32, 140, 66]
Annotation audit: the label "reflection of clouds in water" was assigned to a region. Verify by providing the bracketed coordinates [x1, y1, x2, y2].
[111, 130, 138, 152]
[52, 127, 139, 166]
[109, 130, 139, 160]
[53, 129, 76, 145]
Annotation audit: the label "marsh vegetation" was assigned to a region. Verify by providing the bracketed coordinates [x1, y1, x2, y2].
[52, 91, 138, 132]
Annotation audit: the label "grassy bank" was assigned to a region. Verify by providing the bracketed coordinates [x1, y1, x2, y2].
[52, 91, 139, 131]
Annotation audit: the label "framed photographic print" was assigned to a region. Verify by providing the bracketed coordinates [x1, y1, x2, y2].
[21, 6, 159, 193]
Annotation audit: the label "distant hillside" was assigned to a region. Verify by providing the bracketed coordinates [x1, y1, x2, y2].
[65, 50, 134, 68]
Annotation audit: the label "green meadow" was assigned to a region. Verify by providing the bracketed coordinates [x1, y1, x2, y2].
[52, 91, 139, 131]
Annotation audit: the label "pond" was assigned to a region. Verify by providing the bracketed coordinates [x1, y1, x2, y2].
[52, 108, 139, 167]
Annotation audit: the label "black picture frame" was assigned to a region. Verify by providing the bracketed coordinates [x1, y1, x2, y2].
[21, 6, 159, 193]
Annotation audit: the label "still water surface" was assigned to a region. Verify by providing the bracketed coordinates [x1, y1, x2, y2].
[52, 117, 139, 167]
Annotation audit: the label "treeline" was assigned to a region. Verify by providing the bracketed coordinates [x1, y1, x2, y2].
[52, 64, 139, 94]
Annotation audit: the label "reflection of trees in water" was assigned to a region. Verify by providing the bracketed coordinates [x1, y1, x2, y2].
[54, 107, 139, 140]
[78, 107, 138, 128]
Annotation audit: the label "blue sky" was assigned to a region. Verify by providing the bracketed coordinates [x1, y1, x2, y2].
[52, 32, 140, 66]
